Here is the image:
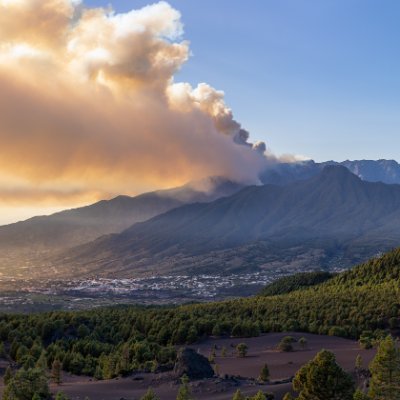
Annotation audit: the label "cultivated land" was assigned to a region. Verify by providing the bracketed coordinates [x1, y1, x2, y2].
[0, 333, 376, 400]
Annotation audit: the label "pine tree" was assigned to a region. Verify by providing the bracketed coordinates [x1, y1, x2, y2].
[176, 374, 193, 400]
[355, 354, 363, 370]
[151, 359, 159, 373]
[299, 337, 308, 350]
[94, 364, 103, 380]
[186, 326, 198, 344]
[252, 390, 266, 400]
[3, 366, 13, 385]
[221, 346, 227, 357]
[232, 389, 245, 400]
[140, 388, 159, 400]
[3, 367, 50, 400]
[291, 349, 354, 399]
[36, 350, 48, 372]
[283, 394, 295, 400]
[30, 342, 43, 361]
[102, 354, 117, 379]
[236, 343, 248, 358]
[258, 363, 270, 382]
[51, 359, 62, 385]
[22, 354, 35, 370]
[278, 337, 294, 352]
[369, 335, 400, 399]
[119, 344, 131, 375]
[353, 389, 369, 400]
[15, 345, 29, 363]
[209, 347, 216, 360]
[0, 342, 5, 358]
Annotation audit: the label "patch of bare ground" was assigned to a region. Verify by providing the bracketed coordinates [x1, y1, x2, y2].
[0, 333, 376, 400]
[194, 332, 376, 381]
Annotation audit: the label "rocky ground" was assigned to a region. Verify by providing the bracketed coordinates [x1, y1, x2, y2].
[0, 332, 376, 400]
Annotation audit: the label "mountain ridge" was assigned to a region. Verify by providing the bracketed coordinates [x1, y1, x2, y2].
[0, 177, 244, 276]
[52, 165, 400, 278]
[260, 158, 400, 186]
[3, 159, 400, 279]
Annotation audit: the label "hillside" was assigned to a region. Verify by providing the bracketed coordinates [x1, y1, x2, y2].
[259, 245, 400, 297]
[2, 160, 400, 279]
[259, 271, 334, 296]
[0, 177, 243, 276]
[1, 247, 400, 383]
[54, 165, 400, 277]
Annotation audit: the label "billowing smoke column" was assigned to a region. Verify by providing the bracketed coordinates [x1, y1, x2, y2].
[0, 0, 269, 210]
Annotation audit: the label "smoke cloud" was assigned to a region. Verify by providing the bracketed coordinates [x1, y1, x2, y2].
[0, 0, 270, 222]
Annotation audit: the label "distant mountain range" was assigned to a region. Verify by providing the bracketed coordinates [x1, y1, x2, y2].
[260, 159, 400, 185]
[53, 165, 400, 278]
[2, 159, 400, 279]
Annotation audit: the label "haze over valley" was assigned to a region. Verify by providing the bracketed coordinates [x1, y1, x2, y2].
[2, 160, 400, 310]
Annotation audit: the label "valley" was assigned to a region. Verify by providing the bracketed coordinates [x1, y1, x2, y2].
[0, 164, 398, 314]
[1, 165, 398, 283]
[47, 166, 400, 279]
[1, 1, 399, 398]
[0, 270, 296, 312]
[1, 247, 400, 399]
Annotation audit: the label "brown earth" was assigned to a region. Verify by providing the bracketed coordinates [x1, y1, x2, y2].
[0, 332, 376, 400]
[194, 332, 375, 380]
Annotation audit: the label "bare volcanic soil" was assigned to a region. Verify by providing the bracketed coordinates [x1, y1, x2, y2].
[0, 333, 376, 400]
[194, 332, 376, 380]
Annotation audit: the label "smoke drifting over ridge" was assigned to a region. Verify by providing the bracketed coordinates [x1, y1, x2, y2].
[0, 0, 271, 221]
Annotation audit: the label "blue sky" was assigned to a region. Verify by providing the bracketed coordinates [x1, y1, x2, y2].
[87, 0, 400, 162]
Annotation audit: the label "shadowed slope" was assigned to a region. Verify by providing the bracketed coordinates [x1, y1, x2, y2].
[56, 166, 400, 277]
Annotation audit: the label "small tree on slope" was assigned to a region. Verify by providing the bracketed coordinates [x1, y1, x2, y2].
[176, 374, 193, 400]
[353, 389, 369, 400]
[140, 388, 159, 400]
[291, 349, 354, 400]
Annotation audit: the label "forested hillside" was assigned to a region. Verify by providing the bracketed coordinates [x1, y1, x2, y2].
[1, 248, 400, 378]
[259, 271, 334, 296]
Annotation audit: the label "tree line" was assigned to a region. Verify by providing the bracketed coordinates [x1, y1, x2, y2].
[3, 335, 400, 399]
[1, 248, 400, 398]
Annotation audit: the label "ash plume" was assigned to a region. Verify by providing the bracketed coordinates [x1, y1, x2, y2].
[0, 0, 271, 216]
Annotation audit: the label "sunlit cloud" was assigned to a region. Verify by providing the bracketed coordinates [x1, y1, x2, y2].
[0, 0, 270, 223]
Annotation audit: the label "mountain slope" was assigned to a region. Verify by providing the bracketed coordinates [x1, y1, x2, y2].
[56, 166, 400, 277]
[0, 177, 242, 250]
[2, 158, 399, 254]
[0, 177, 243, 276]
[259, 271, 335, 296]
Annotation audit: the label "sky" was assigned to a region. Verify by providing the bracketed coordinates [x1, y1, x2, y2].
[0, 0, 399, 224]
[86, 0, 400, 161]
